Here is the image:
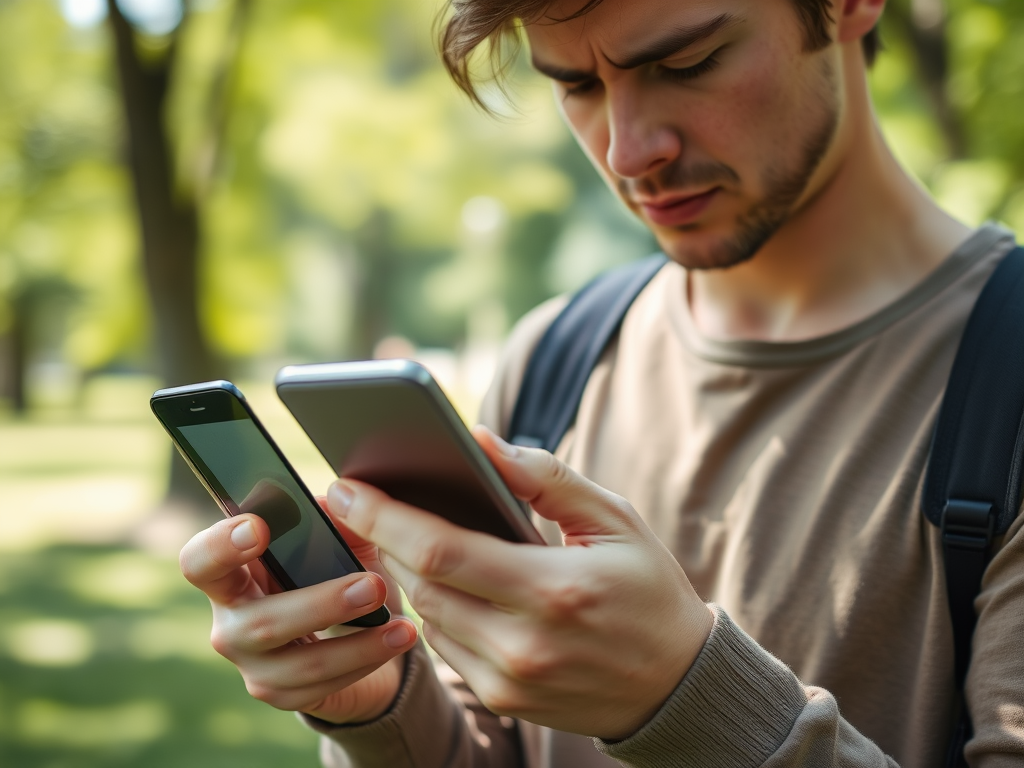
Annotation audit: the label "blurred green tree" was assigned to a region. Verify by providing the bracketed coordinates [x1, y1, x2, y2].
[873, 0, 1024, 227]
[106, 0, 253, 503]
[1, 0, 1022, 494]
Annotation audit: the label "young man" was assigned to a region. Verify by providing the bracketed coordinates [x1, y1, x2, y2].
[178, 0, 1023, 765]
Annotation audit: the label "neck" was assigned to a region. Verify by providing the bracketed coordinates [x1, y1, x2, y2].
[688, 49, 971, 343]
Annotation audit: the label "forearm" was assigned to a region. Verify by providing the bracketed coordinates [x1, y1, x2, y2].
[597, 607, 896, 768]
[306, 643, 525, 768]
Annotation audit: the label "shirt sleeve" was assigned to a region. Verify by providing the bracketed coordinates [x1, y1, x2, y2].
[964, 505, 1024, 766]
[305, 643, 524, 768]
[598, 508, 1024, 768]
[594, 606, 897, 768]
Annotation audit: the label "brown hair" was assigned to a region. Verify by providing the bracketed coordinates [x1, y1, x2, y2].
[439, 0, 881, 108]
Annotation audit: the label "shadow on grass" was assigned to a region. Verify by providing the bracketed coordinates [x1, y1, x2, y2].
[0, 544, 320, 768]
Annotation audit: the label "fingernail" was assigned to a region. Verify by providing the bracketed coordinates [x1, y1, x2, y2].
[383, 621, 414, 649]
[344, 577, 378, 608]
[230, 520, 257, 550]
[328, 482, 354, 518]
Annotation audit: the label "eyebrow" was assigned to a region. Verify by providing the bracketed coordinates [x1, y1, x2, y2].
[531, 13, 737, 82]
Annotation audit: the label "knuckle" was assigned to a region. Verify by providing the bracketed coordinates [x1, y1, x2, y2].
[538, 578, 599, 622]
[498, 634, 557, 683]
[405, 579, 442, 623]
[544, 452, 571, 487]
[610, 494, 640, 524]
[209, 625, 234, 659]
[412, 535, 463, 579]
[244, 679, 277, 706]
[178, 543, 205, 586]
[242, 611, 280, 649]
[297, 648, 331, 684]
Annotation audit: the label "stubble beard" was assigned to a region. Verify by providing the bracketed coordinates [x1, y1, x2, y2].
[621, 59, 841, 271]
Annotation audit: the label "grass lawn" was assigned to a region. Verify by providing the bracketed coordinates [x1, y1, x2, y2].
[0, 376, 343, 767]
[0, 544, 321, 767]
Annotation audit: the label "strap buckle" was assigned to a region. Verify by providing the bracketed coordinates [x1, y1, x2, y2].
[941, 500, 995, 553]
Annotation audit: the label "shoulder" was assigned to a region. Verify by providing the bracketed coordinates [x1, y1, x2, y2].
[477, 295, 570, 437]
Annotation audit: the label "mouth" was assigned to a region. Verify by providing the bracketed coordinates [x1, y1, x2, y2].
[636, 188, 720, 227]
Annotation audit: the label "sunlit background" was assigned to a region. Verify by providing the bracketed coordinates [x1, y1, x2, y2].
[0, 0, 1022, 765]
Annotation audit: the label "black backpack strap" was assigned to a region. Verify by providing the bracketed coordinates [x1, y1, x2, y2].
[921, 244, 1024, 766]
[508, 254, 669, 452]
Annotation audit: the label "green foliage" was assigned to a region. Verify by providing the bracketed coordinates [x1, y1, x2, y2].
[0, 0, 1022, 380]
[0, 1, 145, 374]
[875, 0, 1024, 229]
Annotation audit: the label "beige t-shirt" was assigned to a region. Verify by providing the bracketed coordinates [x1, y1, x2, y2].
[309, 224, 1024, 768]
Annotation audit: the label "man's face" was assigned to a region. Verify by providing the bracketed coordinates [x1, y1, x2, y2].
[525, 0, 844, 270]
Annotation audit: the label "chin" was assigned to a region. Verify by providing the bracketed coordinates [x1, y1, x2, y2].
[655, 198, 795, 271]
[655, 224, 758, 272]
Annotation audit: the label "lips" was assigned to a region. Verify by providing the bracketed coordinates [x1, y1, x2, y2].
[638, 188, 719, 227]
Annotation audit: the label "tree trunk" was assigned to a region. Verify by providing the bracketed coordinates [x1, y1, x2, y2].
[1, 290, 28, 413]
[107, 0, 219, 505]
[351, 208, 396, 359]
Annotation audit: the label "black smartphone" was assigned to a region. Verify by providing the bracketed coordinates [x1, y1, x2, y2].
[275, 360, 545, 545]
[150, 380, 390, 628]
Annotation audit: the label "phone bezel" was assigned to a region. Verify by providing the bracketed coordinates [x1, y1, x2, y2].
[275, 361, 546, 546]
[150, 381, 390, 628]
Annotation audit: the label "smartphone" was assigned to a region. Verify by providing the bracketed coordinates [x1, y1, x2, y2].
[274, 360, 545, 545]
[150, 381, 390, 628]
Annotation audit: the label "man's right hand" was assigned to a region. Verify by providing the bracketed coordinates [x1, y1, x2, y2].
[178, 509, 419, 724]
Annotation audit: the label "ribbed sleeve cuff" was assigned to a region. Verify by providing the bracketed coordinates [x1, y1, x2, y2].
[596, 606, 808, 768]
[300, 643, 461, 768]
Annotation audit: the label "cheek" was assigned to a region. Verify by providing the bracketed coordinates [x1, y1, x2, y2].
[685, 45, 821, 181]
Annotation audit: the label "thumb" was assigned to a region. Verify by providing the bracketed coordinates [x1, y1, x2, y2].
[473, 425, 639, 541]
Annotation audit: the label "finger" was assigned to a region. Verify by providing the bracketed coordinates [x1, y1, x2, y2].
[214, 571, 389, 655]
[328, 479, 551, 608]
[474, 425, 639, 539]
[180, 514, 272, 605]
[416, 621, 529, 717]
[247, 619, 419, 695]
[383, 554, 521, 669]
[262, 661, 384, 713]
[316, 495, 379, 562]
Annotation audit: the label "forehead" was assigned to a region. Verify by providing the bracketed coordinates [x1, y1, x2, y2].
[525, 0, 760, 60]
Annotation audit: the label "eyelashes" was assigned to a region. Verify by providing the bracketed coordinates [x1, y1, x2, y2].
[661, 52, 722, 82]
[561, 47, 726, 99]
[562, 78, 600, 98]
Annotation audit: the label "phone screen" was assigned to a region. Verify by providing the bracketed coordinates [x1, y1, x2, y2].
[276, 361, 545, 545]
[154, 391, 361, 590]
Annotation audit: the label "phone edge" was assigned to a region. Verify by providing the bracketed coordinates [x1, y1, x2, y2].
[275, 360, 546, 546]
[149, 380, 391, 628]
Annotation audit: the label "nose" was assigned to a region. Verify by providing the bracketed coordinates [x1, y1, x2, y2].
[605, 87, 682, 179]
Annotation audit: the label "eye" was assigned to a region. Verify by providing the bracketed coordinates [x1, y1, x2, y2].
[660, 47, 725, 82]
[562, 78, 602, 99]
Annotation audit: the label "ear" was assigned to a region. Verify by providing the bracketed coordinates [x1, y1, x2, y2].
[835, 0, 886, 45]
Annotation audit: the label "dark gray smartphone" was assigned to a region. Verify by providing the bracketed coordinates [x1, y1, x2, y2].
[275, 361, 545, 545]
[150, 380, 390, 628]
